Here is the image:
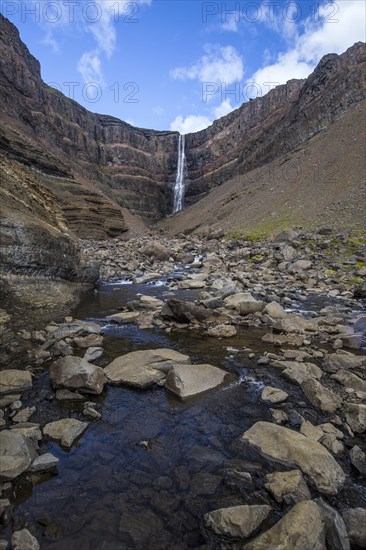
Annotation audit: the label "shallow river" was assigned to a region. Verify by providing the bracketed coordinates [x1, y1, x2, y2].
[7, 279, 366, 549]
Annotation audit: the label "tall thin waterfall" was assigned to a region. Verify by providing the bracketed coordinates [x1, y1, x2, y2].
[173, 134, 185, 213]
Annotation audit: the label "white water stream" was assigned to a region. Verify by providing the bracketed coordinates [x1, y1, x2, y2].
[173, 134, 185, 213]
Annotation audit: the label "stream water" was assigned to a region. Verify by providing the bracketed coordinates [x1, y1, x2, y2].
[6, 279, 366, 549]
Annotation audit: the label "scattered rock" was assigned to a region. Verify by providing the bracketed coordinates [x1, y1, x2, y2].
[12, 529, 40, 550]
[104, 348, 190, 389]
[272, 361, 322, 385]
[12, 407, 36, 423]
[43, 419, 88, 449]
[0, 430, 37, 481]
[244, 500, 325, 550]
[345, 403, 366, 433]
[161, 299, 210, 323]
[349, 445, 366, 474]
[262, 301, 287, 319]
[30, 453, 59, 472]
[49, 356, 107, 395]
[315, 498, 350, 550]
[165, 364, 231, 399]
[207, 325, 237, 338]
[301, 379, 342, 413]
[0, 370, 32, 394]
[261, 386, 288, 404]
[204, 504, 271, 539]
[342, 508, 366, 548]
[242, 422, 345, 494]
[264, 470, 311, 504]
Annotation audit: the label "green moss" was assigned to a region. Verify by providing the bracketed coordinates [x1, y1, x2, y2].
[324, 269, 336, 276]
[248, 253, 265, 263]
[344, 277, 362, 286]
[356, 261, 365, 268]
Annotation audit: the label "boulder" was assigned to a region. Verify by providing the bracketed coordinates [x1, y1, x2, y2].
[345, 403, 366, 433]
[342, 508, 366, 548]
[289, 260, 312, 272]
[0, 430, 37, 481]
[242, 422, 345, 494]
[244, 501, 325, 550]
[239, 298, 264, 316]
[83, 347, 103, 363]
[105, 311, 141, 324]
[73, 334, 103, 348]
[323, 353, 365, 373]
[223, 293, 257, 311]
[262, 301, 287, 319]
[314, 498, 350, 550]
[264, 470, 311, 504]
[13, 406, 36, 423]
[261, 386, 288, 404]
[30, 453, 59, 472]
[49, 356, 107, 395]
[161, 299, 210, 323]
[43, 418, 88, 449]
[280, 361, 323, 385]
[274, 315, 318, 334]
[12, 529, 40, 550]
[141, 241, 170, 261]
[204, 504, 271, 539]
[0, 370, 32, 394]
[301, 379, 342, 413]
[104, 348, 191, 389]
[207, 325, 237, 338]
[349, 445, 366, 474]
[331, 370, 366, 393]
[165, 364, 230, 399]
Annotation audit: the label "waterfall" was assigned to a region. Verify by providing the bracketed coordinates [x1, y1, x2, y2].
[173, 134, 185, 213]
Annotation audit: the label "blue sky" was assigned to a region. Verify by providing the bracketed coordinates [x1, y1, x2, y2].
[2, 0, 365, 132]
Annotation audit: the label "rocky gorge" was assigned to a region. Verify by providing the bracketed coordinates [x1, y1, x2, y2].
[0, 12, 365, 550]
[1, 228, 365, 548]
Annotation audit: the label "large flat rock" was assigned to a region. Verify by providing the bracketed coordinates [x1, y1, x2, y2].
[204, 504, 271, 539]
[0, 430, 37, 481]
[0, 370, 32, 394]
[50, 356, 107, 395]
[242, 422, 345, 495]
[165, 364, 231, 399]
[104, 348, 191, 389]
[43, 418, 88, 449]
[244, 501, 325, 550]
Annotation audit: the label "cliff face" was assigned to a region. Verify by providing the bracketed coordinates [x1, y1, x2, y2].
[183, 42, 366, 203]
[0, 14, 179, 238]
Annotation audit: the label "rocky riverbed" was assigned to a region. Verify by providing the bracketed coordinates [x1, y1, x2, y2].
[0, 228, 365, 549]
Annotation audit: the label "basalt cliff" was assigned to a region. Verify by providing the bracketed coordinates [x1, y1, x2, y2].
[0, 12, 365, 278]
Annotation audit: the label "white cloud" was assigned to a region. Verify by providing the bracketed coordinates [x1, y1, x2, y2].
[213, 99, 235, 118]
[171, 44, 244, 85]
[170, 114, 212, 134]
[249, 0, 366, 89]
[26, 0, 152, 84]
[77, 51, 105, 86]
[170, 98, 236, 134]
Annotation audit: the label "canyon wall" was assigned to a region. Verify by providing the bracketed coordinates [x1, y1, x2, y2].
[183, 42, 366, 204]
[1, 13, 365, 245]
